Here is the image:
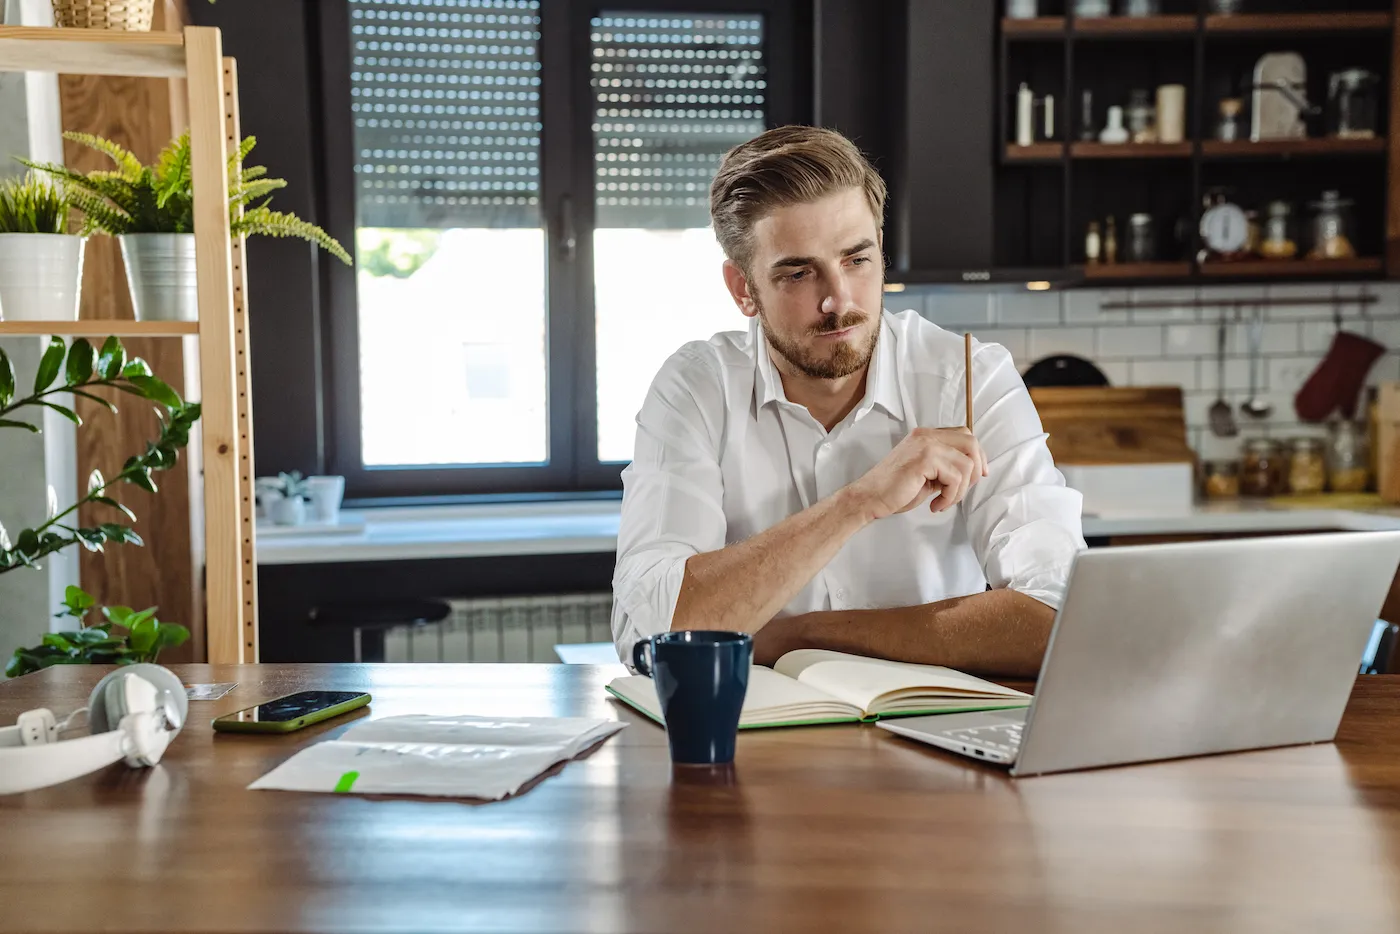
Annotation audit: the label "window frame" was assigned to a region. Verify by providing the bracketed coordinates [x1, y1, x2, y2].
[315, 0, 809, 500]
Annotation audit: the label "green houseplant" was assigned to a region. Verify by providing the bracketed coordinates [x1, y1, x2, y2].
[24, 131, 350, 322]
[1, 335, 200, 677]
[0, 172, 85, 322]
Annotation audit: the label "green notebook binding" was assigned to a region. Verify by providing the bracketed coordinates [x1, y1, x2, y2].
[605, 648, 1031, 730]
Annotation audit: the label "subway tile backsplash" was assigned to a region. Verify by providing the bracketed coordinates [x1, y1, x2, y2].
[914, 282, 1400, 455]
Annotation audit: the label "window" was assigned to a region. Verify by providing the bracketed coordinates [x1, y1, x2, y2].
[319, 0, 805, 498]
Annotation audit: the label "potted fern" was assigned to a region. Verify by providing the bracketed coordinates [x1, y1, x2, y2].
[25, 131, 350, 322]
[0, 173, 84, 322]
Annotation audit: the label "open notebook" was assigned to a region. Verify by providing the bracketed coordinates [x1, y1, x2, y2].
[606, 649, 1031, 729]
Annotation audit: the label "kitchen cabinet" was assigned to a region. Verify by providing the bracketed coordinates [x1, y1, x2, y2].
[815, 0, 1400, 287]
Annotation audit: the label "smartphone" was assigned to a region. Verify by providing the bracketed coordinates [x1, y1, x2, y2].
[212, 690, 371, 734]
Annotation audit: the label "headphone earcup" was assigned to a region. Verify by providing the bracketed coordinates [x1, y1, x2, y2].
[86, 664, 188, 738]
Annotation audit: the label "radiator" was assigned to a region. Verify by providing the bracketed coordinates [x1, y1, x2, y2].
[382, 593, 614, 663]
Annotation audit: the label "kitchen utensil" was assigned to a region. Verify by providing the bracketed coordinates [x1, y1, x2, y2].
[1251, 52, 1313, 141]
[1328, 69, 1379, 140]
[1021, 355, 1110, 389]
[1241, 307, 1273, 420]
[1028, 386, 1193, 465]
[1200, 196, 1249, 260]
[1209, 317, 1238, 438]
[1156, 84, 1186, 143]
[1079, 89, 1096, 141]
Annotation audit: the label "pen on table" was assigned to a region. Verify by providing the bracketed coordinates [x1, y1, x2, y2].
[965, 332, 974, 430]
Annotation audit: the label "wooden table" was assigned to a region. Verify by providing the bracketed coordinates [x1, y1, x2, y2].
[3, 665, 1400, 933]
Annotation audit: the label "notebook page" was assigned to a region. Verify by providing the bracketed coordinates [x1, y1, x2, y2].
[774, 649, 1030, 715]
[606, 666, 858, 726]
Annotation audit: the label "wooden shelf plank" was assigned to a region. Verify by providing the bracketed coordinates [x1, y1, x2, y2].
[1200, 257, 1384, 278]
[0, 320, 198, 337]
[1083, 262, 1193, 281]
[1201, 138, 1387, 158]
[1204, 12, 1391, 34]
[1072, 141, 1192, 159]
[0, 26, 185, 78]
[1003, 16, 1066, 37]
[1074, 15, 1197, 36]
[1005, 142, 1065, 162]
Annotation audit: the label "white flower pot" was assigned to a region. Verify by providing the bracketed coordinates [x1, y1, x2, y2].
[269, 496, 306, 527]
[119, 233, 198, 322]
[0, 234, 85, 321]
[305, 476, 346, 524]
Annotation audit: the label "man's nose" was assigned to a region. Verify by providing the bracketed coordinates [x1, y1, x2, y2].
[821, 270, 856, 315]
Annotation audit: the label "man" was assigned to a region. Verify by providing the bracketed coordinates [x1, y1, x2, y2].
[610, 126, 1085, 678]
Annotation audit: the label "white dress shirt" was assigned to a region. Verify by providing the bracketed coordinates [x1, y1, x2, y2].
[611, 308, 1086, 657]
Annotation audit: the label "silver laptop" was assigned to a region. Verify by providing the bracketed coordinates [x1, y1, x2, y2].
[879, 532, 1400, 776]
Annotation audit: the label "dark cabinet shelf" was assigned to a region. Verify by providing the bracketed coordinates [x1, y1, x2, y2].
[1204, 12, 1391, 35]
[1071, 141, 1193, 159]
[1201, 138, 1388, 159]
[1002, 16, 1066, 38]
[1074, 15, 1197, 37]
[1005, 142, 1066, 162]
[1200, 257, 1385, 278]
[1082, 262, 1192, 281]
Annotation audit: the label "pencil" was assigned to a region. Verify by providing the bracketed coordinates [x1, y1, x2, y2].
[965, 332, 974, 430]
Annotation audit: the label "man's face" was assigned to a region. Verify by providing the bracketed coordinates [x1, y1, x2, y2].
[724, 187, 883, 380]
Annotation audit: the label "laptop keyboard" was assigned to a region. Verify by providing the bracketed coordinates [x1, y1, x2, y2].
[944, 721, 1023, 756]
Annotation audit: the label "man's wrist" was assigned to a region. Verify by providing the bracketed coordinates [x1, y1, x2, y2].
[832, 483, 877, 529]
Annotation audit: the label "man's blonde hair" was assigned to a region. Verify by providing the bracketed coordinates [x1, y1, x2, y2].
[709, 125, 887, 274]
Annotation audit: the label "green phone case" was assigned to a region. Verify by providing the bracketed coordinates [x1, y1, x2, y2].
[211, 692, 371, 733]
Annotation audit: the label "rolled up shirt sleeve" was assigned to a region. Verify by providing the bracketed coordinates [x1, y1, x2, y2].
[961, 342, 1086, 610]
[611, 349, 728, 661]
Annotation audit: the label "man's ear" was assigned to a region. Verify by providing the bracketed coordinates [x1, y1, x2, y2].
[722, 260, 760, 319]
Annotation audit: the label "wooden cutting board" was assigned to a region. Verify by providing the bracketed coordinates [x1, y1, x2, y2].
[1029, 386, 1194, 465]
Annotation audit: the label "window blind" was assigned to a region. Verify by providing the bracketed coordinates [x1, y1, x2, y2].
[349, 0, 542, 229]
[592, 13, 767, 229]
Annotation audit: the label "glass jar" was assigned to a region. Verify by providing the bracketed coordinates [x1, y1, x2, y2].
[1075, 0, 1111, 16]
[1127, 88, 1155, 143]
[1202, 460, 1241, 499]
[1327, 69, 1380, 140]
[1259, 200, 1298, 260]
[1307, 190, 1357, 260]
[1286, 437, 1327, 495]
[1216, 98, 1243, 142]
[1240, 438, 1283, 497]
[1328, 420, 1370, 493]
[1126, 213, 1156, 262]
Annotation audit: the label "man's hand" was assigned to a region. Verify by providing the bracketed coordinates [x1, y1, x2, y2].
[845, 427, 989, 521]
[752, 614, 808, 667]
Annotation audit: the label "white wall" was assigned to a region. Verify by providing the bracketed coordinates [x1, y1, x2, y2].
[897, 282, 1400, 463]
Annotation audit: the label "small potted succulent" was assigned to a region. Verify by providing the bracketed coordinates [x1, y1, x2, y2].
[0, 173, 84, 321]
[267, 470, 311, 526]
[25, 132, 350, 322]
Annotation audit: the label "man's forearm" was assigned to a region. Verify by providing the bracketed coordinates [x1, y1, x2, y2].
[671, 487, 871, 634]
[754, 589, 1056, 678]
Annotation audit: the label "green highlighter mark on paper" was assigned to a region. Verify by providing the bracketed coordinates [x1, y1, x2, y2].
[333, 771, 360, 793]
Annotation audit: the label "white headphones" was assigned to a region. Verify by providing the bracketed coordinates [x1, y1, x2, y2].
[0, 664, 187, 796]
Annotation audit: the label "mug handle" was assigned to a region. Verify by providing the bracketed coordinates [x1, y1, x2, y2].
[631, 638, 654, 677]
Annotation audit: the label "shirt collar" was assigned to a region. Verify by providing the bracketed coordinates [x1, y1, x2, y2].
[751, 311, 904, 422]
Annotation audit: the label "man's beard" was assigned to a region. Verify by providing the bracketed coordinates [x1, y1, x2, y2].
[757, 297, 879, 381]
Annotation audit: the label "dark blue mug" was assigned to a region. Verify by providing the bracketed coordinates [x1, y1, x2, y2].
[632, 630, 752, 765]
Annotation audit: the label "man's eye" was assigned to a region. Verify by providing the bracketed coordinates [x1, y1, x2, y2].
[787, 270, 808, 282]
[851, 256, 871, 266]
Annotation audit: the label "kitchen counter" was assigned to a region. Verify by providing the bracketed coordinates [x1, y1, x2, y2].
[255, 496, 1400, 566]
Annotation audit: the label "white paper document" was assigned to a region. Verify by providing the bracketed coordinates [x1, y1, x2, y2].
[248, 715, 625, 800]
